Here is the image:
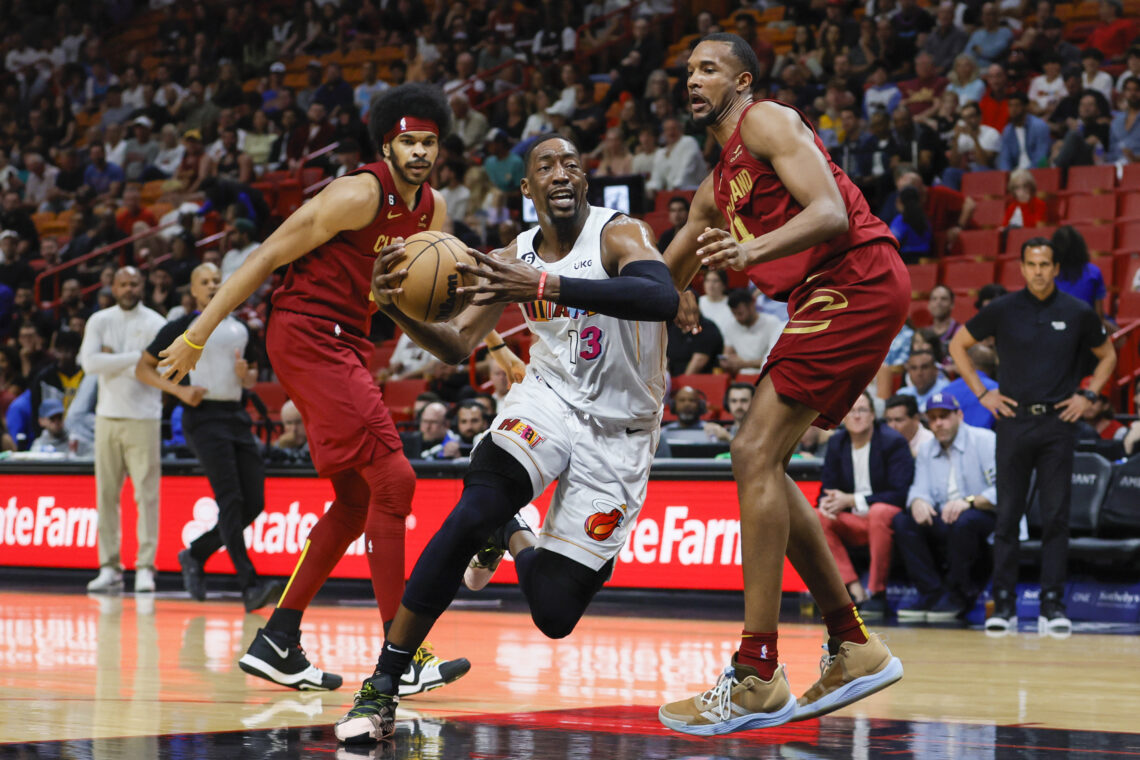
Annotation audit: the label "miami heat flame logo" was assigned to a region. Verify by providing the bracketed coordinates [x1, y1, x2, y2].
[584, 499, 627, 541]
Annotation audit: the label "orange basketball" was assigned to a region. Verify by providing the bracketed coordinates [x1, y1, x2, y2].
[389, 231, 476, 322]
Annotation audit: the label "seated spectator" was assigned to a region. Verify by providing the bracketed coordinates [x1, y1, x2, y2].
[720, 288, 783, 376]
[1115, 46, 1140, 102]
[208, 126, 253, 185]
[401, 401, 460, 459]
[946, 54, 985, 106]
[927, 285, 961, 355]
[594, 127, 634, 178]
[30, 398, 68, 454]
[863, 63, 903, 119]
[943, 343, 999, 429]
[22, 154, 59, 212]
[122, 117, 159, 183]
[482, 129, 524, 198]
[1001, 169, 1048, 230]
[889, 185, 933, 263]
[666, 313, 723, 376]
[115, 185, 157, 236]
[451, 93, 490, 152]
[661, 386, 721, 446]
[383, 331, 435, 383]
[899, 349, 950, 410]
[815, 391, 914, 620]
[892, 169, 975, 253]
[266, 399, 310, 464]
[923, 2, 968, 74]
[1080, 49, 1114, 102]
[891, 106, 943, 187]
[220, 218, 259, 283]
[83, 143, 125, 202]
[997, 93, 1051, 171]
[1079, 385, 1127, 441]
[64, 373, 96, 458]
[646, 117, 705, 196]
[899, 53, 948, 119]
[656, 196, 689, 253]
[1052, 226, 1108, 320]
[885, 394, 935, 456]
[893, 393, 997, 622]
[964, 3, 1012, 69]
[705, 382, 756, 443]
[1051, 91, 1111, 170]
[1028, 53, 1067, 117]
[695, 269, 733, 338]
[454, 399, 489, 456]
[150, 124, 186, 180]
[859, 109, 902, 209]
[978, 64, 1013, 132]
[1107, 77, 1140, 163]
[286, 102, 335, 170]
[948, 101, 1000, 174]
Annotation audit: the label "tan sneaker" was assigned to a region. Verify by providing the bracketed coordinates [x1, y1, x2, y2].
[793, 633, 903, 721]
[658, 658, 797, 735]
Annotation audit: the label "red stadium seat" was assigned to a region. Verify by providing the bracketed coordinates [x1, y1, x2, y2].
[262, 170, 291, 185]
[1116, 256, 1140, 321]
[368, 339, 398, 375]
[643, 210, 672, 239]
[382, 379, 428, 422]
[997, 257, 1024, 290]
[1115, 221, 1140, 254]
[1072, 224, 1115, 256]
[957, 229, 1001, 258]
[1063, 165, 1116, 195]
[909, 299, 932, 327]
[300, 167, 324, 189]
[274, 180, 304, 218]
[1091, 255, 1114, 292]
[908, 261, 939, 295]
[942, 258, 996, 291]
[961, 170, 1008, 199]
[1064, 194, 1115, 225]
[1119, 163, 1140, 192]
[951, 295, 975, 324]
[1029, 167, 1062, 195]
[1006, 225, 1057, 255]
[1117, 191, 1140, 222]
[252, 382, 289, 417]
[971, 198, 1006, 229]
[671, 374, 730, 417]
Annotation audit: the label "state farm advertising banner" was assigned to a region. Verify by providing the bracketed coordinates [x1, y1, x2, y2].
[0, 474, 815, 592]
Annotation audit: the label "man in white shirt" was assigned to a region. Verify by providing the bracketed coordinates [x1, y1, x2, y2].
[953, 101, 1000, 169]
[720, 288, 783, 375]
[885, 394, 935, 456]
[22, 153, 59, 211]
[437, 160, 470, 223]
[78, 267, 166, 594]
[646, 117, 706, 194]
[220, 219, 259, 282]
[1028, 53, 1067, 116]
[449, 93, 489, 151]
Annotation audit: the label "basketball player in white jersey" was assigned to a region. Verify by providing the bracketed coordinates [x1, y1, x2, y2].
[332, 133, 679, 745]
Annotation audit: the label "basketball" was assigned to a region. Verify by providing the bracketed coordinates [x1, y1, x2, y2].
[389, 231, 476, 323]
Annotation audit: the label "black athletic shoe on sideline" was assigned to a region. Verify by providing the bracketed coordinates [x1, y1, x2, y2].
[178, 548, 207, 601]
[398, 643, 471, 696]
[335, 674, 399, 744]
[463, 514, 533, 591]
[238, 627, 343, 690]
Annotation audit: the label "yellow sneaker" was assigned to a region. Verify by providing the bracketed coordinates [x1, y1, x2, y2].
[658, 658, 797, 735]
[793, 633, 903, 721]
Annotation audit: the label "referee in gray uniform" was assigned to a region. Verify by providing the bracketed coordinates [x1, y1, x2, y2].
[950, 237, 1116, 634]
[136, 263, 283, 611]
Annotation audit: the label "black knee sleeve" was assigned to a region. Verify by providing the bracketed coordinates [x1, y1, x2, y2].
[465, 437, 534, 497]
[517, 549, 612, 640]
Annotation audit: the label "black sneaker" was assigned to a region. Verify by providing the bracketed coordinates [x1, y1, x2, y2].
[335, 674, 399, 744]
[926, 593, 969, 623]
[238, 627, 343, 690]
[178, 548, 207, 601]
[463, 514, 533, 591]
[897, 592, 939, 624]
[985, 590, 1018, 632]
[398, 642, 471, 696]
[243, 579, 286, 612]
[855, 594, 888, 621]
[1038, 591, 1072, 635]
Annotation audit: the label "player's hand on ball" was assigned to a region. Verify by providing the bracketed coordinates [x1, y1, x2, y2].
[456, 248, 544, 305]
[697, 227, 750, 271]
[371, 239, 408, 307]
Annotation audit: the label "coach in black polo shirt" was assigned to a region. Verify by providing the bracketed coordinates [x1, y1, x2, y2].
[949, 237, 1116, 635]
[135, 262, 283, 611]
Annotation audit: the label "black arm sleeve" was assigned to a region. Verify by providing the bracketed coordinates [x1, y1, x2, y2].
[555, 259, 679, 322]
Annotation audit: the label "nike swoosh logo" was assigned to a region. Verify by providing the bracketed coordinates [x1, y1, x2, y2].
[400, 666, 419, 686]
[265, 636, 290, 660]
[387, 211, 401, 219]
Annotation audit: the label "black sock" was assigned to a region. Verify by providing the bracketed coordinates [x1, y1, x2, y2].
[266, 607, 303, 636]
[376, 640, 414, 681]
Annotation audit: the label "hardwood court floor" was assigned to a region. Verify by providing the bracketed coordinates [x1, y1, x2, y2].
[1, 589, 1138, 758]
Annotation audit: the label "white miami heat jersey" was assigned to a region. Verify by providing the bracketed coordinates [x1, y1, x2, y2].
[514, 205, 667, 425]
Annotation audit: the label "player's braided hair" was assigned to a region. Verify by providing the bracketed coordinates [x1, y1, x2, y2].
[368, 83, 453, 151]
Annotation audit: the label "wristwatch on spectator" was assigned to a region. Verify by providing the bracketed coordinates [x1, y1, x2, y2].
[1079, 389, 1098, 402]
[966, 495, 976, 508]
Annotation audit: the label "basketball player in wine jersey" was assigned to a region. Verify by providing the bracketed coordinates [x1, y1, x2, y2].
[657, 34, 907, 734]
[327, 133, 679, 745]
[158, 83, 515, 698]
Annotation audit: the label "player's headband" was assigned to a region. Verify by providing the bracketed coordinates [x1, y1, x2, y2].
[384, 117, 439, 144]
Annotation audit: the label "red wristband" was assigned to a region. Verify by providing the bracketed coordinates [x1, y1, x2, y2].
[536, 271, 548, 301]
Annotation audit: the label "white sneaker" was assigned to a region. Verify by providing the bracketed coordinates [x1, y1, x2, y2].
[134, 567, 156, 593]
[87, 566, 123, 593]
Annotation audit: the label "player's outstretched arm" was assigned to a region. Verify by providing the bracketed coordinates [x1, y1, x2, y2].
[662, 175, 724, 291]
[372, 242, 510, 366]
[158, 174, 381, 382]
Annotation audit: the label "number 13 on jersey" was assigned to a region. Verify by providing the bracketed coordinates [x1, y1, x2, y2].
[567, 326, 604, 363]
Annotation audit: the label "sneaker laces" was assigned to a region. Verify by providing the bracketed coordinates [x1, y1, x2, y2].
[412, 642, 440, 667]
[347, 681, 393, 717]
[698, 665, 738, 722]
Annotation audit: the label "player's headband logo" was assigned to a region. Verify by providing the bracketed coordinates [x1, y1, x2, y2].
[384, 117, 439, 144]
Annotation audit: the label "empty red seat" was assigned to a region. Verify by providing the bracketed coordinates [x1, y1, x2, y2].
[971, 198, 1006, 229]
[1029, 167, 1062, 194]
[962, 170, 1008, 199]
[907, 261, 939, 295]
[1118, 191, 1140, 221]
[1115, 256, 1140, 321]
[1064, 194, 1115, 225]
[1115, 221, 1140, 254]
[643, 210, 672, 239]
[1072, 224, 1115, 256]
[274, 180, 304, 218]
[1064, 165, 1116, 195]
[300, 167, 325, 189]
[957, 229, 1001, 258]
[1119, 163, 1140, 192]
[1006, 225, 1057, 255]
[383, 379, 429, 422]
[997, 257, 1024, 290]
[252, 382, 289, 417]
[909, 299, 932, 327]
[942, 258, 996, 291]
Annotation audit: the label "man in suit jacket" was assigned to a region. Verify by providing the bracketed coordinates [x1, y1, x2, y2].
[815, 392, 915, 620]
[997, 92, 1052, 171]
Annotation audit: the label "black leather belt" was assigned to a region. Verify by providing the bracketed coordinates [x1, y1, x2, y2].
[1015, 401, 1058, 417]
